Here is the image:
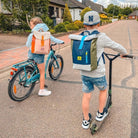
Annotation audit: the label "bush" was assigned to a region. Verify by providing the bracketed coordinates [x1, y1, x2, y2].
[74, 20, 83, 29]
[54, 23, 67, 33]
[65, 23, 79, 30]
[49, 29, 55, 34]
[63, 4, 72, 23]
[63, 21, 70, 25]
[0, 14, 13, 31]
[80, 7, 92, 21]
[44, 16, 53, 29]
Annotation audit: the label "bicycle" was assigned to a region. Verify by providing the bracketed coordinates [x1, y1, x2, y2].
[8, 43, 64, 102]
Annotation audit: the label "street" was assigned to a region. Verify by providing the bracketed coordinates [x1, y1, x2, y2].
[0, 20, 138, 138]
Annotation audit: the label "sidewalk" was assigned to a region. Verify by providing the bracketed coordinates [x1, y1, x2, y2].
[0, 21, 118, 73]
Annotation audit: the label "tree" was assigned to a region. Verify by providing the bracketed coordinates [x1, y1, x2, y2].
[2, 0, 49, 28]
[63, 3, 72, 23]
[122, 7, 133, 15]
[80, 7, 92, 21]
[107, 4, 120, 16]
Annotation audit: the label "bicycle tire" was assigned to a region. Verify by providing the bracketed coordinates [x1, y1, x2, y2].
[8, 66, 36, 101]
[48, 55, 64, 80]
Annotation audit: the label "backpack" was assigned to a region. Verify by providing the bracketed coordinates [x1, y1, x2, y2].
[31, 29, 51, 54]
[69, 30, 105, 71]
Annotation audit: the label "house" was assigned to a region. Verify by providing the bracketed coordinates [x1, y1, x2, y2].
[49, 0, 85, 22]
[68, 0, 85, 21]
[49, 0, 65, 24]
[82, 0, 106, 14]
[49, 0, 106, 23]
[128, 10, 138, 20]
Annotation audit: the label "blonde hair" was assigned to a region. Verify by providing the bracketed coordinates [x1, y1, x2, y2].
[30, 17, 43, 26]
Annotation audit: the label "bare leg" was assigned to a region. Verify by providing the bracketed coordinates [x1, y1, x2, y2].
[82, 92, 92, 120]
[99, 89, 107, 113]
[37, 63, 45, 89]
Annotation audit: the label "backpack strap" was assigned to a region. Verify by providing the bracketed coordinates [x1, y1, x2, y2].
[79, 36, 87, 49]
[97, 53, 105, 65]
[80, 31, 90, 36]
[80, 30, 100, 36]
[91, 30, 100, 35]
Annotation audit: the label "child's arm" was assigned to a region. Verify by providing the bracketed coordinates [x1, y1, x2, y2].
[26, 33, 33, 48]
[50, 35, 64, 44]
[100, 34, 127, 55]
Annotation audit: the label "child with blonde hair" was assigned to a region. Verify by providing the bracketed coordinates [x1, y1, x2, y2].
[26, 17, 64, 96]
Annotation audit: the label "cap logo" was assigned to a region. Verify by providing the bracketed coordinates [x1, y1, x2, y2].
[89, 16, 93, 22]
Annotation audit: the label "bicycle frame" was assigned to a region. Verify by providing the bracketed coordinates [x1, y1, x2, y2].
[10, 44, 59, 86]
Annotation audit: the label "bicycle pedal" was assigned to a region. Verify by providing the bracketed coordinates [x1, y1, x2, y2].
[44, 84, 48, 88]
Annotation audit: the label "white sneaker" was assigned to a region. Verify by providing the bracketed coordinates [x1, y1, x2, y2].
[38, 89, 51, 96]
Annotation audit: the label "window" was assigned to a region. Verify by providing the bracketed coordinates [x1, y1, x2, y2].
[48, 6, 54, 18]
[61, 8, 64, 18]
[56, 7, 59, 18]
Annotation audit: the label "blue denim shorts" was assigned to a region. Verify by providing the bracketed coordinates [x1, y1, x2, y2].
[28, 50, 45, 64]
[81, 75, 107, 93]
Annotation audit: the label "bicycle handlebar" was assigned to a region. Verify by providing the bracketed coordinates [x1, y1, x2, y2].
[50, 42, 64, 47]
[50, 43, 57, 47]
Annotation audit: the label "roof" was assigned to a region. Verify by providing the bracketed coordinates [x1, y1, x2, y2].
[82, 0, 105, 13]
[50, 0, 65, 7]
[50, 0, 85, 9]
[68, 0, 85, 9]
[129, 10, 138, 16]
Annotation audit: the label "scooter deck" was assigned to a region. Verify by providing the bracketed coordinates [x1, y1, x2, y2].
[90, 108, 111, 135]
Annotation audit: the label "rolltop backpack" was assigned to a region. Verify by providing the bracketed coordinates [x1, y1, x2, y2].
[31, 28, 51, 54]
[69, 30, 105, 71]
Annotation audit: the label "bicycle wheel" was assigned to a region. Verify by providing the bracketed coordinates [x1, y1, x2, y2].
[48, 55, 64, 80]
[8, 66, 36, 101]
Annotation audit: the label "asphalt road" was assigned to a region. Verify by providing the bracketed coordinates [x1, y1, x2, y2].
[0, 20, 138, 138]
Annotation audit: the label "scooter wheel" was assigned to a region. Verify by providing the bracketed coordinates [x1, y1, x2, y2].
[90, 123, 97, 135]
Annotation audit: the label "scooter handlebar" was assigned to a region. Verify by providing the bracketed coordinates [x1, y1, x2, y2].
[121, 54, 134, 59]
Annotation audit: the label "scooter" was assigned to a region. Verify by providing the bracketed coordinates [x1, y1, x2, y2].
[90, 52, 134, 135]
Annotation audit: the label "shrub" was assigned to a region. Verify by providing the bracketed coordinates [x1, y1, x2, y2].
[44, 16, 53, 29]
[0, 14, 13, 31]
[49, 29, 55, 34]
[63, 4, 72, 23]
[65, 23, 79, 30]
[74, 20, 83, 29]
[80, 7, 92, 21]
[54, 23, 67, 33]
[63, 21, 70, 25]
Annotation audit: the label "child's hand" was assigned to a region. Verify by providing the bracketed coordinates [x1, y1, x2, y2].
[120, 54, 127, 58]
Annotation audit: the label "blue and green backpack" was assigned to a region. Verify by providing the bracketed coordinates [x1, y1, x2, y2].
[69, 30, 105, 71]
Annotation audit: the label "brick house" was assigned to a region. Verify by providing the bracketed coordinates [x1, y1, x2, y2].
[128, 10, 138, 20]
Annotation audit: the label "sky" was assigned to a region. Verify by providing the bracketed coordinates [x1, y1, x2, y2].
[93, 0, 138, 8]
[77, 0, 138, 8]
